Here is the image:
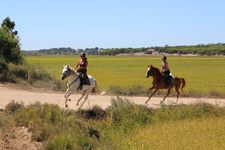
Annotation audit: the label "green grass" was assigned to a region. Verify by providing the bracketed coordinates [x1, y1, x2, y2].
[26, 56, 225, 97]
[2, 98, 225, 150]
[106, 117, 225, 150]
[97, 97, 225, 150]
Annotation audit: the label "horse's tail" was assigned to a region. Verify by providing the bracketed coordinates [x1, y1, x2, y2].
[94, 80, 100, 95]
[180, 78, 185, 91]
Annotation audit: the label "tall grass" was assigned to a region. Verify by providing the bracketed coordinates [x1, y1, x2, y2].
[3, 101, 103, 149]
[98, 97, 225, 149]
[2, 98, 225, 149]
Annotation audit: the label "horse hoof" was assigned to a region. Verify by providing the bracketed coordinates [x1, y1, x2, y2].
[65, 104, 68, 108]
[68, 99, 71, 101]
[76, 103, 79, 106]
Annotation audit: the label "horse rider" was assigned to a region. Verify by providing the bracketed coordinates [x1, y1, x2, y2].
[161, 56, 170, 88]
[74, 53, 88, 90]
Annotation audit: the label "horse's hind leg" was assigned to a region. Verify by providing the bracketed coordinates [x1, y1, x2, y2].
[76, 91, 86, 106]
[175, 86, 180, 104]
[175, 80, 181, 104]
[79, 88, 91, 109]
[162, 88, 171, 103]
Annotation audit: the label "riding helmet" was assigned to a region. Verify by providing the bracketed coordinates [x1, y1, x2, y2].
[80, 52, 87, 59]
[162, 56, 167, 60]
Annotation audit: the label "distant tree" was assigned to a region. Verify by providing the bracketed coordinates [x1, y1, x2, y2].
[0, 17, 23, 64]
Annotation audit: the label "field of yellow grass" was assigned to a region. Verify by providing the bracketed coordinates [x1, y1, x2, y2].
[26, 56, 225, 97]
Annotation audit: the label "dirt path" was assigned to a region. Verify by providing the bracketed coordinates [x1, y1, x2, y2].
[0, 83, 224, 110]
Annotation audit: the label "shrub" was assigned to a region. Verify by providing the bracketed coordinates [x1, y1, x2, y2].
[6, 63, 65, 90]
[106, 97, 152, 131]
[0, 59, 9, 81]
[4, 100, 24, 114]
[46, 136, 74, 150]
[78, 105, 107, 120]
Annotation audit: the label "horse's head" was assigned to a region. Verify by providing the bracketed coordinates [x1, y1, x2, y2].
[61, 65, 71, 80]
[146, 65, 154, 78]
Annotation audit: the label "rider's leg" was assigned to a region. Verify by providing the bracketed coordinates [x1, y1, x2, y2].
[77, 70, 86, 90]
[79, 74, 84, 90]
[165, 71, 170, 88]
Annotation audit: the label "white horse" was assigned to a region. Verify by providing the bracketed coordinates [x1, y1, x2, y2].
[61, 65, 100, 108]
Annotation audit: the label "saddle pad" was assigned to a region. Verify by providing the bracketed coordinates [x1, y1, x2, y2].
[170, 76, 176, 85]
[83, 76, 90, 85]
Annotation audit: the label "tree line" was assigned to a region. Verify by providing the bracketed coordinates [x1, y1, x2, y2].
[25, 44, 225, 56]
[24, 47, 99, 56]
[99, 44, 225, 56]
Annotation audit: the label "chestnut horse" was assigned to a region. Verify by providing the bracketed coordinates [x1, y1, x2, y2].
[145, 65, 185, 104]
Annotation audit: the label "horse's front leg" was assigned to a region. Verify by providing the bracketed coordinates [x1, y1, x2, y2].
[64, 88, 71, 107]
[145, 88, 158, 104]
[76, 91, 86, 106]
[64, 88, 76, 108]
[147, 86, 155, 97]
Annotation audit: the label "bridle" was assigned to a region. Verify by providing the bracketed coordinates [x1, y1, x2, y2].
[147, 68, 153, 77]
[62, 68, 80, 88]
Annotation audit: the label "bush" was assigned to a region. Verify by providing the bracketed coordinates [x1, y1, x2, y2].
[6, 63, 65, 90]
[0, 59, 8, 81]
[4, 100, 24, 114]
[78, 105, 107, 120]
[106, 97, 152, 131]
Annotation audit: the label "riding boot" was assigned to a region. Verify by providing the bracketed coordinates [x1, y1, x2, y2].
[84, 75, 90, 85]
[165, 75, 170, 88]
[78, 75, 84, 90]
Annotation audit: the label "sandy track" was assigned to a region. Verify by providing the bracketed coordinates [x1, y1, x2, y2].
[0, 84, 224, 110]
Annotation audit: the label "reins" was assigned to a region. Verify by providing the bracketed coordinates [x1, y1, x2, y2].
[67, 68, 80, 88]
[69, 76, 79, 88]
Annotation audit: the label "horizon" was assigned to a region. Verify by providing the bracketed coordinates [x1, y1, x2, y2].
[1, 0, 225, 51]
[22, 42, 225, 51]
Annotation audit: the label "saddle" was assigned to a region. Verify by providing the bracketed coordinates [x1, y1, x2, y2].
[83, 75, 90, 85]
[77, 73, 90, 91]
[168, 74, 176, 85]
[79, 73, 90, 85]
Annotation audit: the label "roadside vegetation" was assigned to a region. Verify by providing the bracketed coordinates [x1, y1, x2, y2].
[1, 97, 225, 149]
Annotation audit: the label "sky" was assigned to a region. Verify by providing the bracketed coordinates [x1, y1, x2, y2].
[1, 0, 225, 50]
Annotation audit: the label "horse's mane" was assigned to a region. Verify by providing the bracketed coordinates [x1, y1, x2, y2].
[66, 66, 79, 76]
[151, 65, 163, 75]
[70, 67, 79, 76]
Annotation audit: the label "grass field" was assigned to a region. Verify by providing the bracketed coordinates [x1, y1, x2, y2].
[26, 56, 225, 97]
[103, 117, 225, 150]
[2, 98, 225, 149]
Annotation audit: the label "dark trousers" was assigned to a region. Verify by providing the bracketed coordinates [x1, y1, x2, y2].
[77, 69, 87, 90]
[163, 70, 170, 86]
